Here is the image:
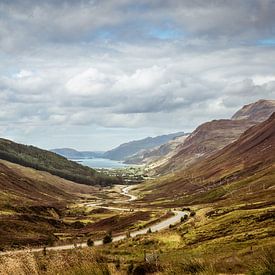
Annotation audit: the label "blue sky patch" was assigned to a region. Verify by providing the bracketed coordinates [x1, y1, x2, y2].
[257, 38, 275, 46]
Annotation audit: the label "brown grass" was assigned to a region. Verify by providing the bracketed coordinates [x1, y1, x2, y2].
[0, 249, 114, 275]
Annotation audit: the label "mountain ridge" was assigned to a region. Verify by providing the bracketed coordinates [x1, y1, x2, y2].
[148, 99, 275, 175]
[232, 99, 275, 121]
[139, 111, 275, 204]
[51, 148, 104, 159]
[103, 132, 186, 161]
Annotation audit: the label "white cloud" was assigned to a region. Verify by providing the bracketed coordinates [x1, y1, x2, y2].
[66, 68, 110, 96]
[14, 70, 33, 78]
[0, 0, 275, 149]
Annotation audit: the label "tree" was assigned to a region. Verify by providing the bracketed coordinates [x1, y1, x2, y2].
[103, 233, 112, 244]
[87, 238, 94, 247]
[181, 214, 188, 222]
[190, 210, 196, 217]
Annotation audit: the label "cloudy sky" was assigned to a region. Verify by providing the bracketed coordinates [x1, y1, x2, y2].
[0, 0, 275, 150]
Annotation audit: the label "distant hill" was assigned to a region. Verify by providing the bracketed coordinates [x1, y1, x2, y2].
[0, 139, 121, 186]
[51, 148, 104, 159]
[125, 134, 189, 165]
[103, 132, 186, 161]
[150, 99, 275, 175]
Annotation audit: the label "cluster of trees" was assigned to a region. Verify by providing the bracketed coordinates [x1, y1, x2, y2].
[0, 139, 122, 186]
[87, 232, 113, 247]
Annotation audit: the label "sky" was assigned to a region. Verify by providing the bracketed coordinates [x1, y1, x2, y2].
[0, 0, 275, 151]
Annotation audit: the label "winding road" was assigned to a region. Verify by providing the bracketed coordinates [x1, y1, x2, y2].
[0, 185, 187, 255]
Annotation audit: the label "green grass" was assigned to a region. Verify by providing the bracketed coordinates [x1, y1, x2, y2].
[0, 138, 121, 186]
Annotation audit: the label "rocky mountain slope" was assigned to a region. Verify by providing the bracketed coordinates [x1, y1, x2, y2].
[103, 132, 185, 161]
[232, 99, 275, 121]
[139, 111, 275, 204]
[125, 134, 189, 165]
[149, 99, 275, 175]
[122, 113, 275, 274]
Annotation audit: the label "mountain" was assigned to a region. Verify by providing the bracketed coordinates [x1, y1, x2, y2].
[0, 138, 120, 186]
[232, 99, 275, 121]
[188, 112, 275, 188]
[103, 132, 186, 161]
[153, 119, 256, 175]
[134, 113, 275, 274]
[150, 99, 275, 175]
[51, 148, 104, 159]
[124, 134, 189, 165]
[140, 112, 275, 204]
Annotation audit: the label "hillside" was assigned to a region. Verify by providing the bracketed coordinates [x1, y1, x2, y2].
[153, 119, 256, 175]
[139, 112, 275, 204]
[150, 99, 275, 175]
[0, 161, 73, 206]
[0, 139, 120, 186]
[232, 99, 275, 121]
[103, 132, 185, 161]
[125, 134, 189, 165]
[125, 113, 275, 274]
[51, 148, 104, 159]
[0, 159, 99, 248]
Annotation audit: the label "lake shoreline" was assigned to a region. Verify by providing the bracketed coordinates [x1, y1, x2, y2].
[70, 157, 129, 169]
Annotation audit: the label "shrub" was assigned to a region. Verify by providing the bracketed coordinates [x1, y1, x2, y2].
[179, 258, 206, 274]
[103, 234, 112, 244]
[181, 214, 188, 222]
[249, 248, 275, 275]
[87, 238, 94, 247]
[190, 210, 196, 217]
[72, 221, 85, 229]
[127, 261, 134, 274]
[132, 262, 159, 275]
[147, 228, 152, 233]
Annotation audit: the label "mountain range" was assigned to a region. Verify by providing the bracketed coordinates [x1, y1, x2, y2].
[51, 100, 275, 176]
[139, 109, 275, 205]
[51, 148, 104, 159]
[102, 132, 187, 160]
[51, 132, 187, 162]
[146, 99, 275, 175]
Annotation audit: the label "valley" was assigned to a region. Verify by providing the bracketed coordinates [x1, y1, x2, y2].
[3, 1, 275, 273]
[0, 99, 274, 274]
[0, 185, 187, 256]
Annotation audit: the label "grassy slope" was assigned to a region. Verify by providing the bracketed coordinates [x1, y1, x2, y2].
[138, 113, 275, 205]
[99, 113, 275, 273]
[0, 159, 100, 249]
[0, 138, 121, 186]
[154, 119, 256, 175]
[0, 160, 163, 250]
[154, 100, 275, 176]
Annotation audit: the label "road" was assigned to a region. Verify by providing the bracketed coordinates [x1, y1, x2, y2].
[0, 185, 187, 255]
[121, 185, 138, 201]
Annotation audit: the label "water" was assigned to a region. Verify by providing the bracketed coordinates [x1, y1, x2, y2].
[72, 158, 128, 169]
